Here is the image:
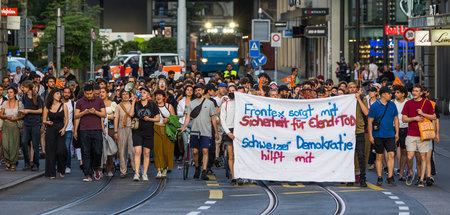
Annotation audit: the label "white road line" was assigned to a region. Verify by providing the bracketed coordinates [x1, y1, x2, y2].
[389, 196, 400, 200]
[399, 206, 409, 210]
[395, 201, 405, 205]
[186, 212, 201, 215]
[198, 206, 211, 210]
[205, 201, 216, 204]
[398, 212, 410, 215]
[382, 192, 393, 195]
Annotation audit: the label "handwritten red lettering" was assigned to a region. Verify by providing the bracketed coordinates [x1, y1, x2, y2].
[261, 150, 285, 164]
[295, 151, 315, 163]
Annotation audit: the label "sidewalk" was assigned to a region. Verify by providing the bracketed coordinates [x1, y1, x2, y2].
[0, 159, 44, 191]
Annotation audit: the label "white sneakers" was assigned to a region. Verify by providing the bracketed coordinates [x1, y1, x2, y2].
[133, 173, 140, 181]
[65, 167, 71, 174]
[142, 174, 149, 181]
[106, 171, 114, 177]
[156, 172, 162, 179]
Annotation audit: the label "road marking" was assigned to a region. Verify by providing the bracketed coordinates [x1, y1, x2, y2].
[206, 181, 218, 183]
[206, 184, 220, 187]
[383, 192, 393, 195]
[230, 194, 265, 197]
[205, 201, 216, 204]
[281, 183, 305, 188]
[234, 184, 256, 187]
[398, 212, 410, 215]
[399, 206, 409, 210]
[395, 201, 405, 205]
[336, 186, 361, 189]
[209, 190, 223, 199]
[198, 206, 211, 210]
[208, 175, 216, 180]
[389, 196, 400, 200]
[366, 182, 386, 190]
[186, 212, 200, 215]
[337, 189, 374, 193]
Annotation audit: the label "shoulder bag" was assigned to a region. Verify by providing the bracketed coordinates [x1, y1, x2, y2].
[120, 102, 138, 130]
[418, 99, 436, 141]
[372, 101, 389, 131]
[190, 99, 205, 119]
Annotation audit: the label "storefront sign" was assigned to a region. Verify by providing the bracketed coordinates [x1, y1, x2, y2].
[1, 8, 18, 16]
[385, 25, 419, 36]
[302, 8, 329, 16]
[414, 30, 431, 46]
[431, 29, 450, 46]
[305, 26, 327, 38]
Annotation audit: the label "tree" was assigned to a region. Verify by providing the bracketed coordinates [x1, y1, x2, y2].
[35, 0, 107, 70]
[142, 37, 177, 53]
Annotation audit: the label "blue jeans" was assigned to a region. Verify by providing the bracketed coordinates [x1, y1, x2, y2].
[21, 125, 41, 167]
[65, 131, 73, 169]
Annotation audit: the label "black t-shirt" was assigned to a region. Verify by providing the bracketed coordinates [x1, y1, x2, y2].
[66, 73, 76, 82]
[101, 65, 110, 78]
[131, 63, 139, 77]
[134, 100, 159, 136]
[22, 95, 44, 127]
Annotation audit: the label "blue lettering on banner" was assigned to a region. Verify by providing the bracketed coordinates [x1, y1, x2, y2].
[320, 102, 339, 116]
[288, 104, 314, 119]
[296, 134, 353, 151]
[244, 104, 285, 118]
[242, 135, 290, 151]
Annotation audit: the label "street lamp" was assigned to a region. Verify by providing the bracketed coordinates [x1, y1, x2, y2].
[205, 22, 212, 29]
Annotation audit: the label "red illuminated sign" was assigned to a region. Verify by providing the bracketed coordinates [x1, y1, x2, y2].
[385, 25, 419, 36]
[1, 8, 18, 16]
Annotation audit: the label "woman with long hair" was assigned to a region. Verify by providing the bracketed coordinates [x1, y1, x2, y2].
[132, 88, 160, 181]
[43, 89, 69, 179]
[114, 90, 135, 178]
[153, 89, 176, 178]
[100, 87, 117, 177]
[0, 87, 23, 171]
[176, 85, 194, 161]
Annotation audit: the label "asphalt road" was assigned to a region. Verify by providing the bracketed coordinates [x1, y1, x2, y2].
[0, 116, 449, 215]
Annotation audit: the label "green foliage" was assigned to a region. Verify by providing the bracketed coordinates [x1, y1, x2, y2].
[120, 41, 140, 55]
[35, 0, 107, 70]
[142, 37, 177, 53]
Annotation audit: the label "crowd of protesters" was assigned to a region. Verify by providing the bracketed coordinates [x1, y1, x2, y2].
[0, 59, 440, 188]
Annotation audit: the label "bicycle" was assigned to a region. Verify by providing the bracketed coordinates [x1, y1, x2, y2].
[183, 130, 200, 180]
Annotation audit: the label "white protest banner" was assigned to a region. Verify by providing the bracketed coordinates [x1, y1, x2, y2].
[233, 93, 356, 182]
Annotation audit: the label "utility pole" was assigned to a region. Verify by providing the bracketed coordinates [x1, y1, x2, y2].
[177, 0, 186, 71]
[90, 28, 94, 80]
[0, 0, 8, 77]
[56, 8, 61, 77]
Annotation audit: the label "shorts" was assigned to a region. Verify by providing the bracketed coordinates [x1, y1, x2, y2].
[132, 132, 154, 149]
[397, 128, 408, 149]
[406, 136, 429, 153]
[190, 135, 211, 149]
[374, 137, 396, 154]
[222, 128, 234, 146]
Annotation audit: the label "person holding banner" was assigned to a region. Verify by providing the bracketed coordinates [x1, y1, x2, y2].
[220, 85, 240, 185]
[179, 84, 219, 180]
[368, 86, 400, 186]
[348, 82, 369, 187]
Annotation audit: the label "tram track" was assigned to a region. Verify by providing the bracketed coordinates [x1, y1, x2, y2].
[259, 181, 279, 215]
[317, 183, 346, 215]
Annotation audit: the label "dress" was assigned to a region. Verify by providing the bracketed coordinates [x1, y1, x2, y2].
[154, 104, 174, 170]
[1, 101, 23, 166]
[45, 104, 67, 177]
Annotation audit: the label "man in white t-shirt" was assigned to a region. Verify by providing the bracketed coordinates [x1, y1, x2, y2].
[393, 85, 409, 181]
[62, 87, 75, 174]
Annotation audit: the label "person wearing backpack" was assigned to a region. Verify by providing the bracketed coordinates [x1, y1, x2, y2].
[368, 86, 399, 187]
[179, 84, 219, 180]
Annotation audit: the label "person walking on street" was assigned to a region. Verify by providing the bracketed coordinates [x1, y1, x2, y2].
[74, 85, 106, 182]
[114, 90, 136, 178]
[179, 84, 220, 180]
[401, 85, 436, 187]
[0, 87, 23, 171]
[153, 89, 176, 178]
[21, 81, 44, 171]
[100, 87, 117, 177]
[61, 87, 75, 174]
[43, 89, 69, 179]
[393, 85, 409, 181]
[132, 88, 160, 181]
[368, 86, 399, 186]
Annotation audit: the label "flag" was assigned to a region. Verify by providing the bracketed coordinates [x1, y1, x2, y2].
[259, 77, 262, 90]
[393, 77, 403, 86]
[281, 75, 296, 87]
[55, 78, 65, 88]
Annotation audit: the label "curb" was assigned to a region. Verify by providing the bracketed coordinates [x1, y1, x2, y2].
[0, 171, 44, 191]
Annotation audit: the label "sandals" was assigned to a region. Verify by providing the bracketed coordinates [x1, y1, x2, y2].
[5, 163, 10, 171]
[59, 173, 65, 178]
[10, 166, 16, 171]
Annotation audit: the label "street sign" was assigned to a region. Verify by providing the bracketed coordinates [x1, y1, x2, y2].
[249, 40, 260, 58]
[252, 58, 259, 68]
[160, 21, 166, 28]
[1, 8, 18, 16]
[252, 19, 271, 42]
[7, 16, 20, 30]
[283, 29, 293, 38]
[256, 54, 267, 66]
[271, 33, 281, 47]
[20, 17, 32, 32]
[403, 28, 415, 42]
[91, 29, 96, 41]
[305, 26, 327, 38]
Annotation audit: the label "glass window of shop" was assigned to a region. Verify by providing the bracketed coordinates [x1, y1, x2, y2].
[345, 0, 415, 71]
